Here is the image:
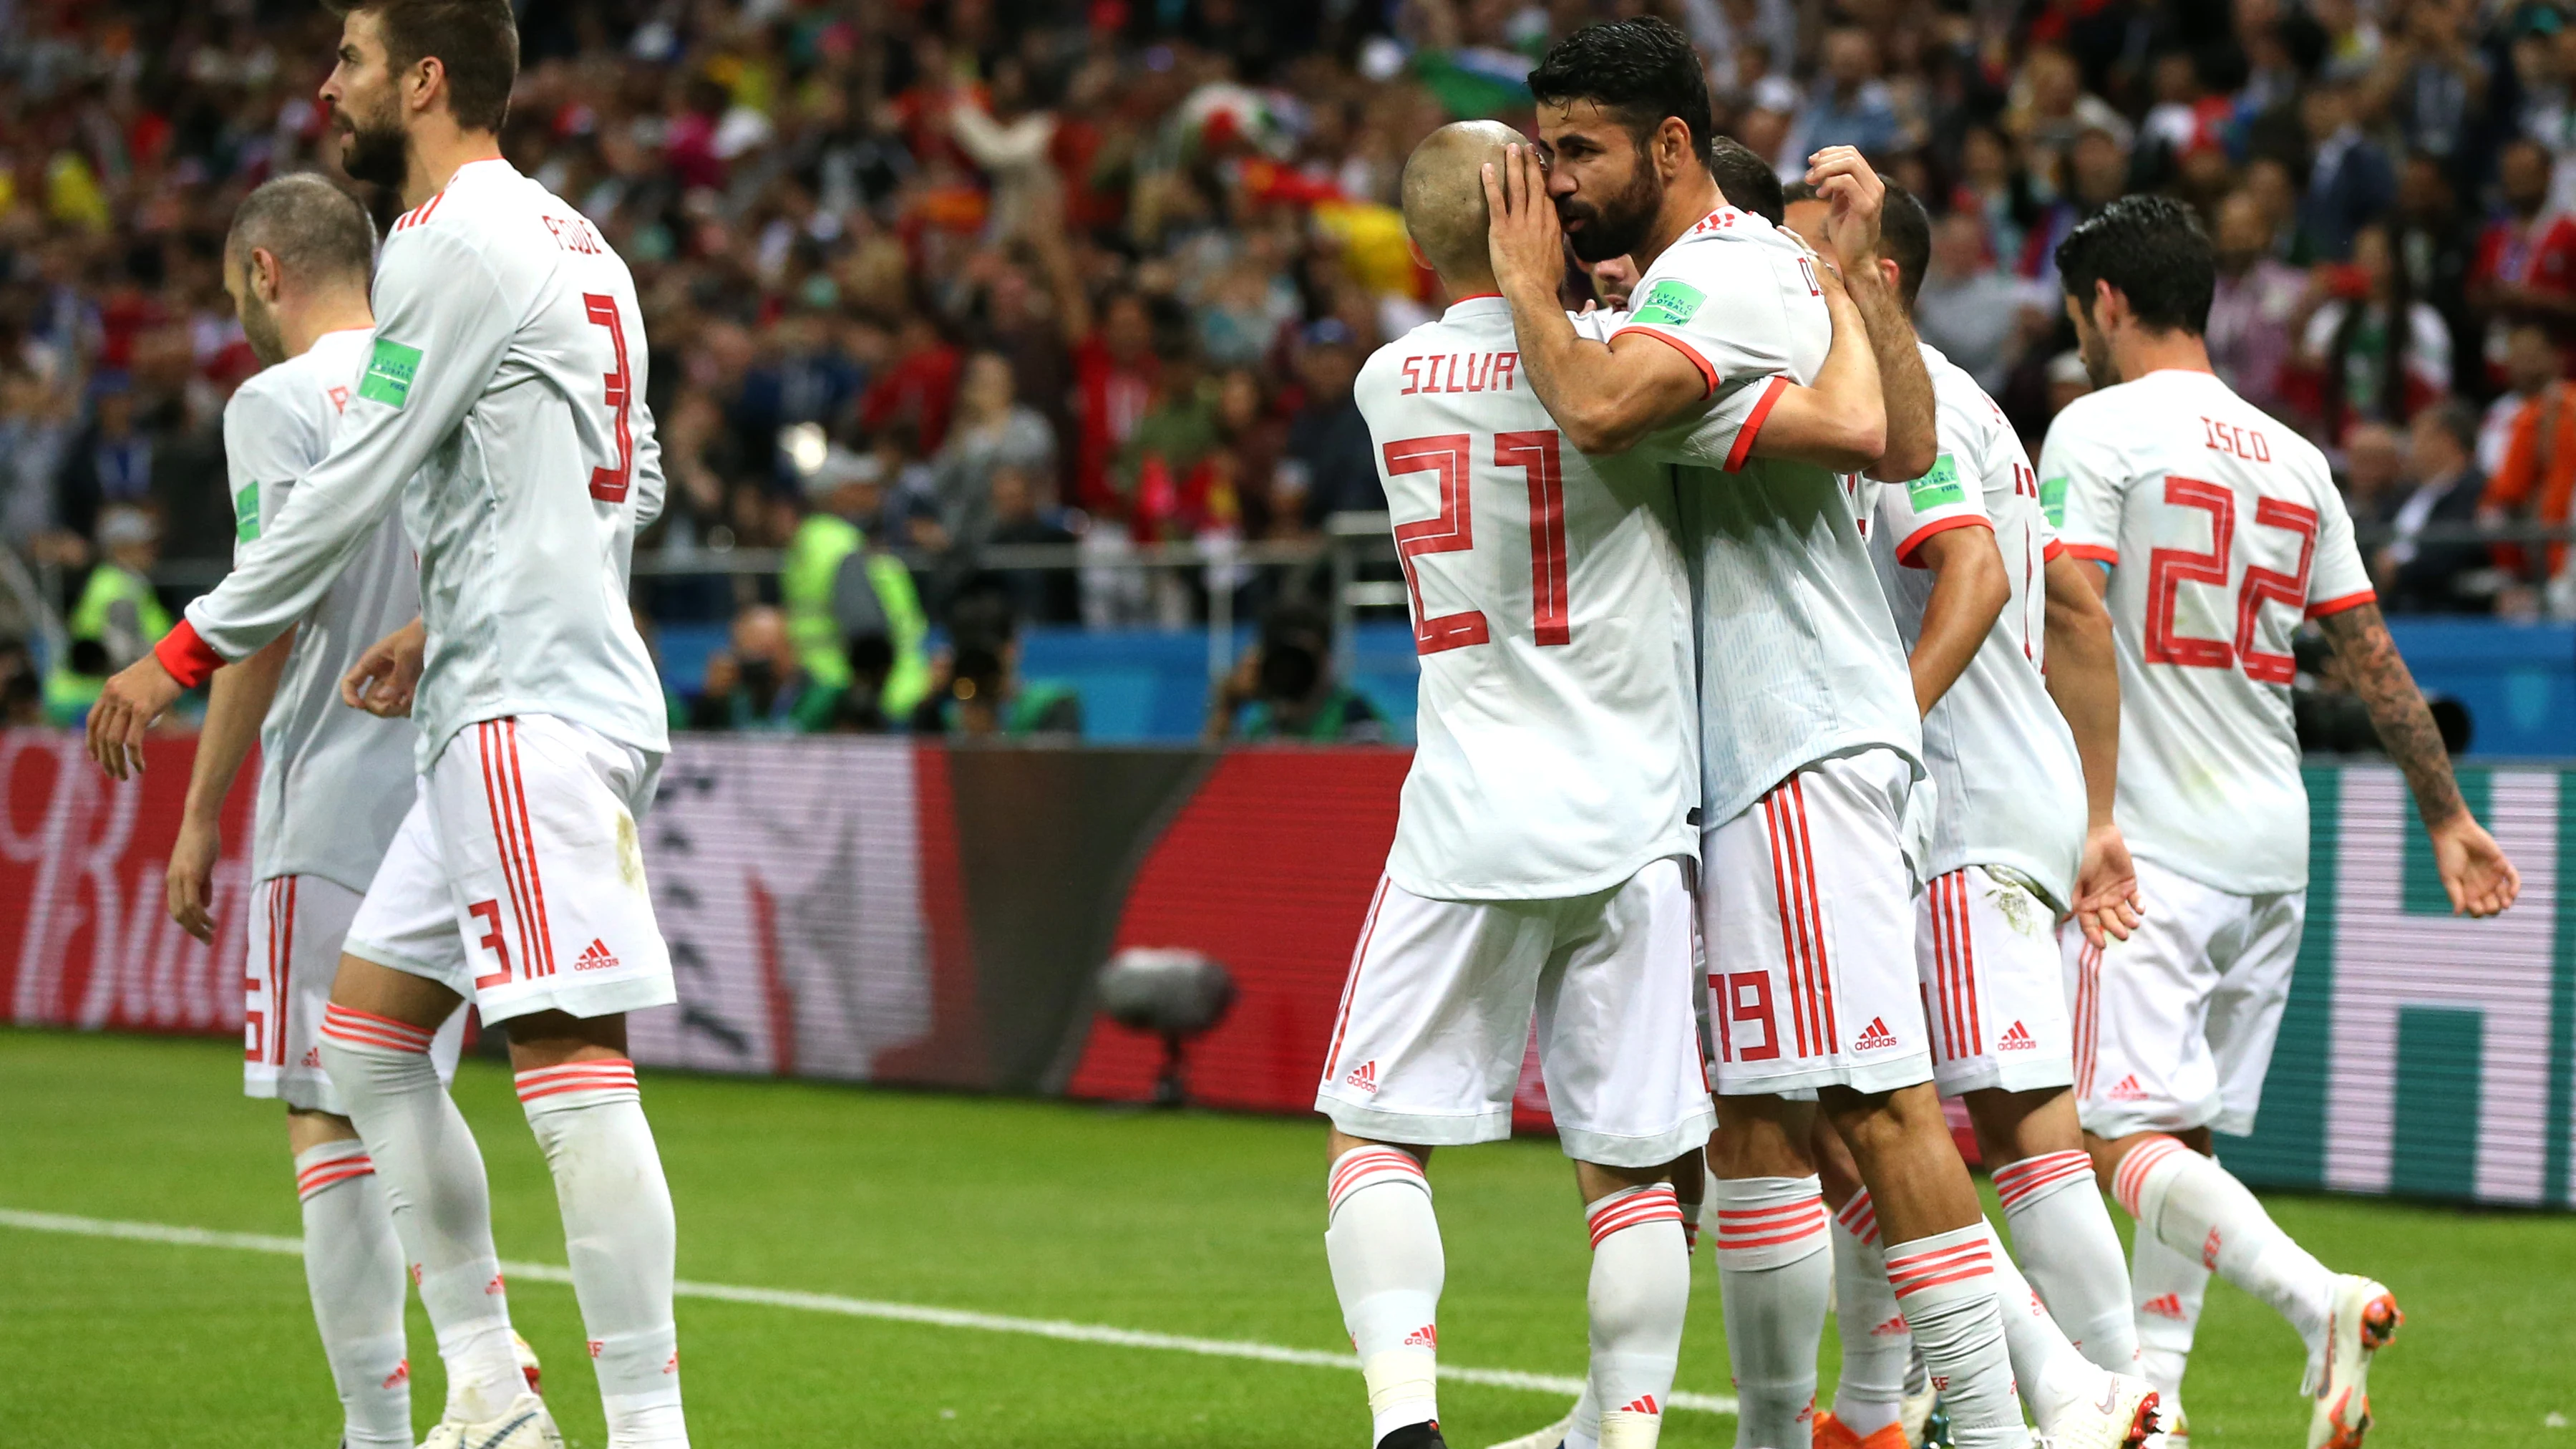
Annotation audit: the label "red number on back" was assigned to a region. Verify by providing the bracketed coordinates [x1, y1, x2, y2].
[1496, 431, 1570, 646]
[583, 292, 633, 503]
[1384, 435, 1489, 654]
[2144, 475, 2235, 669]
[2237, 499, 2318, 684]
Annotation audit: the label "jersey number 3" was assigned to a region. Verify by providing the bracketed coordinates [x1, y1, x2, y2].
[1383, 432, 1570, 655]
[2144, 475, 2317, 684]
[583, 292, 634, 503]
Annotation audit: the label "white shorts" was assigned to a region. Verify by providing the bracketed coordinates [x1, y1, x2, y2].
[2066, 856, 2304, 1139]
[1919, 865, 2074, 1097]
[1704, 750, 1933, 1097]
[1313, 856, 1714, 1168]
[346, 714, 673, 1025]
[246, 874, 463, 1113]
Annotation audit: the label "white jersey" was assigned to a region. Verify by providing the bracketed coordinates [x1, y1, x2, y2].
[1870, 344, 2085, 907]
[1612, 206, 1923, 830]
[2038, 368, 2374, 896]
[223, 329, 419, 891]
[1361, 295, 1698, 900]
[180, 158, 667, 770]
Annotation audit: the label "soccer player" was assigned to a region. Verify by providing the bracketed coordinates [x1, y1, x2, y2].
[165, 170, 477, 1449]
[1487, 19, 2152, 1449]
[2041, 195, 2522, 1448]
[1314, 117, 1891, 1449]
[87, 4, 685, 1446]
[1782, 182, 2154, 1448]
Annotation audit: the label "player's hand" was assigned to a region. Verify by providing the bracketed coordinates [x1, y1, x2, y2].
[341, 618, 427, 718]
[86, 654, 183, 781]
[1482, 143, 1566, 304]
[2069, 821, 2142, 949]
[2429, 811, 2520, 917]
[166, 812, 221, 944]
[1805, 146, 1886, 271]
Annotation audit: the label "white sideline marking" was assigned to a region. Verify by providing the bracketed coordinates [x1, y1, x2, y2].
[0, 1207, 1736, 1415]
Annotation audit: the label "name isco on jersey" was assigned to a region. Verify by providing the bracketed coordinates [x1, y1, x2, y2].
[1399, 350, 1520, 397]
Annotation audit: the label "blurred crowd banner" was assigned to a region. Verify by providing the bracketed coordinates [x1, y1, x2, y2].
[1, 729, 2568, 1210]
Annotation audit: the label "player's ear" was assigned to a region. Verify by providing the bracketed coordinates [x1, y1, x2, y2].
[1406, 236, 1431, 272]
[409, 53, 444, 116]
[253, 247, 283, 304]
[1877, 257, 1901, 292]
[2093, 278, 2121, 331]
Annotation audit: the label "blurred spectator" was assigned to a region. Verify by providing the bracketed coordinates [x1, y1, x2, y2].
[2373, 400, 2494, 613]
[2208, 190, 2313, 418]
[1071, 291, 1162, 519]
[2480, 321, 2564, 475]
[916, 587, 1082, 739]
[2341, 420, 2409, 523]
[690, 604, 839, 732]
[1206, 596, 1387, 744]
[49, 505, 167, 724]
[57, 374, 156, 543]
[1283, 320, 1383, 525]
[2299, 77, 2398, 262]
[858, 312, 963, 455]
[2371, 0, 2492, 163]
[980, 467, 1081, 624]
[0, 640, 44, 727]
[2466, 137, 2576, 383]
[2482, 329, 2576, 588]
[0, 364, 74, 548]
[2391, 155, 2477, 378]
[1914, 212, 2041, 397]
[2299, 223, 2453, 444]
[782, 444, 931, 719]
[929, 352, 1056, 558]
[1783, 27, 1905, 163]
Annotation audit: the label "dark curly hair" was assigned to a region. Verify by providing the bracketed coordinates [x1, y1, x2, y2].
[2054, 194, 2215, 336]
[1527, 18, 1714, 161]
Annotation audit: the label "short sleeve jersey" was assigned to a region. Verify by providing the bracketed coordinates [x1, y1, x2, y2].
[1358, 296, 1698, 900]
[223, 329, 421, 891]
[182, 159, 669, 771]
[2038, 368, 2374, 894]
[1870, 344, 2085, 906]
[1615, 207, 1923, 830]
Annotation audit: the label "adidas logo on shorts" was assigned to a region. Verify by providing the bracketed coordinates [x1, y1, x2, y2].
[2141, 1293, 2188, 1319]
[575, 938, 620, 971]
[1343, 1060, 1379, 1093]
[2107, 1074, 2148, 1101]
[1998, 1021, 2036, 1050]
[1853, 1017, 1900, 1051]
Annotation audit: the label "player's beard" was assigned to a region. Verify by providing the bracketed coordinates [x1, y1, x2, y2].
[237, 284, 284, 369]
[338, 108, 409, 191]
[1559, 155, 1663, 264]
[2074, 311, 2119, 390]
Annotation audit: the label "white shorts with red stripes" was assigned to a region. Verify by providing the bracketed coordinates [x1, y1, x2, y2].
[1313, 856, 1714, 1168]
[1915, 864, 2074, 1097]
[247, 874, 462, 1112]
[1702, 749, 1933, 1097]
[2062, 856, 2304, 1140]
[346, 714, 673, 1025]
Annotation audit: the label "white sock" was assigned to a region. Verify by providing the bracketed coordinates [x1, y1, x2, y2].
[1995, 1148, 2137, 1372]
[1585, 1185, 1688, 1448]
[517, 1060, 686, 1449]
[320, 1009, 524, 1425]
[2115, 1136, 2332, 1352]
[1827, 1191, 1906, 1438]
[1325, 1146, 1442, 1445]
[1711, 1175, 1828, 1448]
[1886, 1225, 2021, 1448]
[2129, 1221, 2211, 1428]
[295, 1140, 413, 1448]
[1976, 1219, 2115, 1428]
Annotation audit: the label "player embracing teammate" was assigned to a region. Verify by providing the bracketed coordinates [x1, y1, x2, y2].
[89, 1, 689, 1446]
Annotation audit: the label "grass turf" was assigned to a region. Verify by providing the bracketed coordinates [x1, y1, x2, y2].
[1, 1028, 2568, 1446]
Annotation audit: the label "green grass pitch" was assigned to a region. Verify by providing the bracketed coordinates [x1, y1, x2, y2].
[1, 1028, 2569, 1446]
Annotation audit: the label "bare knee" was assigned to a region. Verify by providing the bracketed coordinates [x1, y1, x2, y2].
[1821, 1081, 1948, 1160]
[1963, 1086, 2082, 1166]
[502, 1009, 630, 1072]
[327, 954, 463, 1031]
[1573, 1158, 1671, 1206]
[286, 1107, 360, 1155]
[1709, 1095, 1818, 1178]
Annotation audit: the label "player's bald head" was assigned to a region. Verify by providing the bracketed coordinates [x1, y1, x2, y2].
[1400, 121, 1520, 283]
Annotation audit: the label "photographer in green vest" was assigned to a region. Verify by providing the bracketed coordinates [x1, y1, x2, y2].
[782, 437, 930, 717]
[47, 505, 172, 724]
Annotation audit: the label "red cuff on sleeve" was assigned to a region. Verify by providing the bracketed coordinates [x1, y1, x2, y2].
[1612, 325, 1719, 398]
[1894, 513, 1996, 568]
[1724, 376, 1791, 472]
[2043, 539, 2067, 563]
[153, 619, 225, 689]
[2061, 543, 2119, 566]
[2306, 588, 2377, 619]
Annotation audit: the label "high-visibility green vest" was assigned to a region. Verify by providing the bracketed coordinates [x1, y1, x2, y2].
[781, 513, 930, 716]
[47, 562, 172, 724]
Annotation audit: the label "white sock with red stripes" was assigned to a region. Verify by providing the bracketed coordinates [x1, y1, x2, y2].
[1975, 1218, 2122, 1429]
[2114, 1135, 2331, 1352]
[1827, 1190, 1907, 1438]
[295, 1140, 414, 1448]
[1580, 1183, 1686, 1449]
[1885, 1225, 2021, 1448]
[2129, 1226, 2210, 1425]
[1323, 1145, 1443, 1445]
[1993, 1148, 2137, 1372]
[517, 1059, 686, 1449]
[1710, 1175, 1828, 1448]
[318, 1009, 526, 1425]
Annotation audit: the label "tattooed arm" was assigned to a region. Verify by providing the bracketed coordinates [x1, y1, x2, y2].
[2314, 601, 2522, 916]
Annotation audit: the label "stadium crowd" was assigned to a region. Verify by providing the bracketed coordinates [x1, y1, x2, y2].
[5, 0, 2575, 731]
